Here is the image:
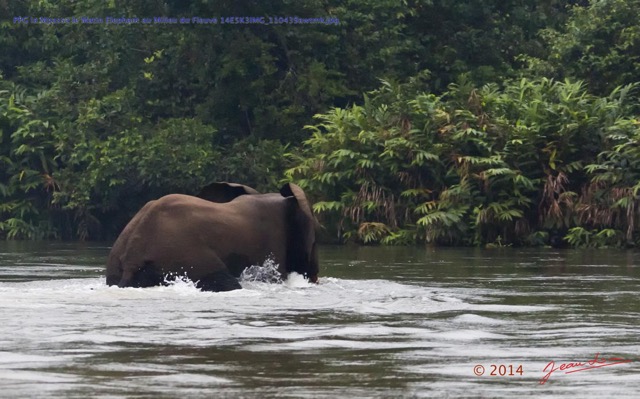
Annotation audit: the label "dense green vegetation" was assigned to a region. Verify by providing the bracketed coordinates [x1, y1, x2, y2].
[288, 78, 640, 247]
[1, 0, 640, 247]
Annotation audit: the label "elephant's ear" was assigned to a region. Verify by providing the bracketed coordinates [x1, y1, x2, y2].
[196, 182, 259, 203]
[280, 183, 319, 280]
[280, 183, 314, 224]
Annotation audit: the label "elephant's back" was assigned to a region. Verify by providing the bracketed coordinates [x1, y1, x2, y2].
[143, 194, 253, 245]
[153, 193, 287, 218]
[154, 193, 288, 256]
[114, 192, 287, 252]
[153, 193, 212, 210]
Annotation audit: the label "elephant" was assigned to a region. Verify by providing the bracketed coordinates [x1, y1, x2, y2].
[106, 182, 319, 292]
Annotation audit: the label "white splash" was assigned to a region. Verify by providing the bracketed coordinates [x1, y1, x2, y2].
[284, 272, 313, 288]
[239, 256, 283, 284]
[163, 273, 199, 290]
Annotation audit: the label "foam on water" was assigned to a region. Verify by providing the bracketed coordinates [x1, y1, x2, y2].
[0, 274, 546, 352]
[452, 313, 510, 325]
[284, 271, 313, 288]
[1, 247, 639, 398]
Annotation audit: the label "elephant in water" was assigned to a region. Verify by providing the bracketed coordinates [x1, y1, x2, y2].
[106, 182, 319, 291]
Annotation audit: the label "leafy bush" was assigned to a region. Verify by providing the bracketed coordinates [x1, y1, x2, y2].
[287, 77, 640, 247]
[0, 81, 58, 239]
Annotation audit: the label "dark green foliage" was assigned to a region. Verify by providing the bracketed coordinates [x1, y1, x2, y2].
[527, 0, 640, 95]
[0, 81, 58, 238]
[2, 0, 640, 246]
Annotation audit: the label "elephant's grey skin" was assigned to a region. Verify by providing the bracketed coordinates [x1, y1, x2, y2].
[106, 182, 319, 292]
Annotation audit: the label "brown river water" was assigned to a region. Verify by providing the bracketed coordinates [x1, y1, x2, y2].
[0, 242, 639, 398]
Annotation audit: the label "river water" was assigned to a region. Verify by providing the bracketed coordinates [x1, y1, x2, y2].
[0, 242, 638, 398]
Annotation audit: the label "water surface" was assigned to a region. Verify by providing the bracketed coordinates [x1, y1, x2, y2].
[0, 242, 639, 397]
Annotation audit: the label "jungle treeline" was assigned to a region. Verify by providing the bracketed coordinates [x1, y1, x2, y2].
[2, 0, 640, 247]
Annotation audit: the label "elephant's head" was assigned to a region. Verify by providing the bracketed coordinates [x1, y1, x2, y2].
[197, 182, 259, 203]
[280, 183, 320, 283]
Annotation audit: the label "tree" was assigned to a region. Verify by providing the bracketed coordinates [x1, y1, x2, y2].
[530, 0, 640, 96]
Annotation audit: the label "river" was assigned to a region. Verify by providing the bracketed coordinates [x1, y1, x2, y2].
[0, 242, 638, 398]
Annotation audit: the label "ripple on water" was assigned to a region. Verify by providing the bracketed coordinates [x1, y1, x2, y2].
[0, 274, 550, 356]
[0, 250, 638, 398]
